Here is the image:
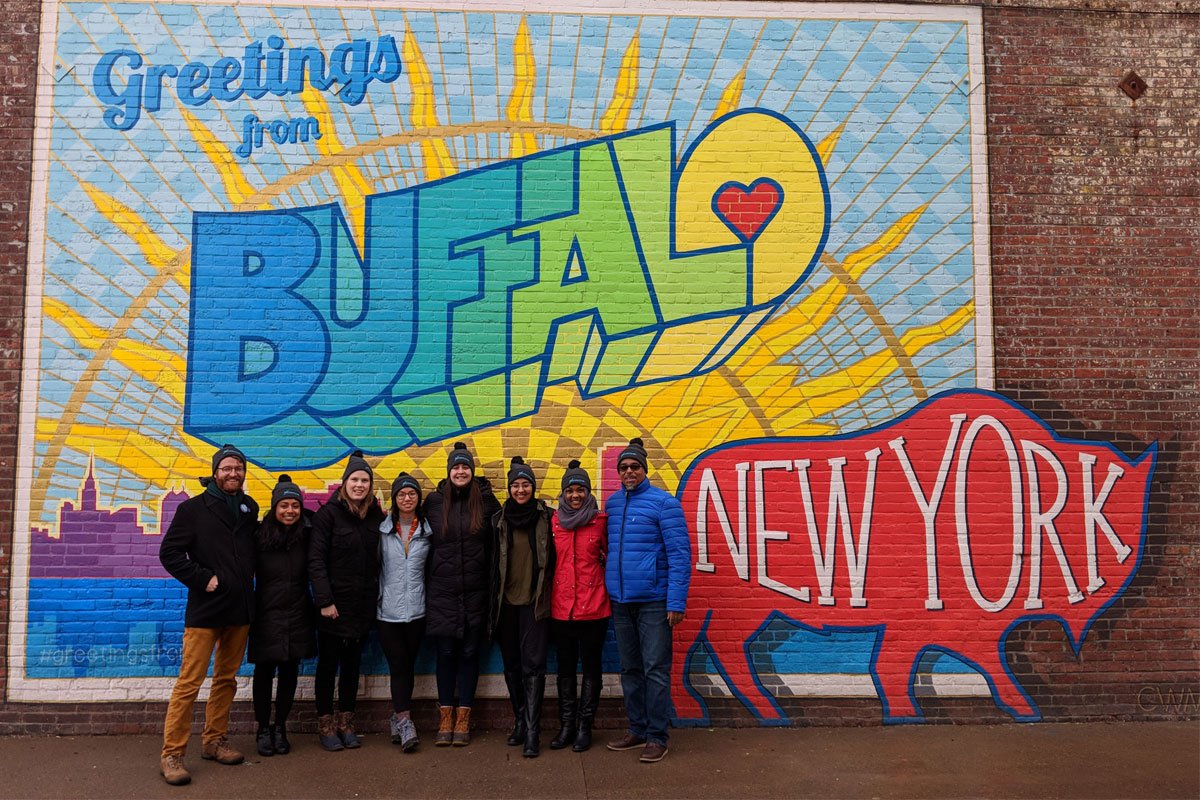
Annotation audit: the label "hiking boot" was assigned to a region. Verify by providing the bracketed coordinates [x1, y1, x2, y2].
[606, 732, 646, 751]
[317, 713, 344, 751]
[256, 725, 275, 757]
[398, 716, 419, 753]
[201, 737, 244, 765]
[452, 706, 471, 746]
[435, 706, 454, 747]
[336, 711, 361, 749]
[639, 742, 668, 763]
[160, 754, 191, 786]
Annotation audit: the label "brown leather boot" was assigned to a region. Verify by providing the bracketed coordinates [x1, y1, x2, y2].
[159, 754, 191, 786]
[452, 706, 471, 746]
[435, 705, 454, 747]
[201, 737, 244, 765]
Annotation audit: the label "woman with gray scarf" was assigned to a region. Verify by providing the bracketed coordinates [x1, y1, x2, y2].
[548, 459, 610, 752]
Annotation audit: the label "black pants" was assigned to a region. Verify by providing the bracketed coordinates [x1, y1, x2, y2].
[378, 619, 426, 713]
[251, 659, 300, 728]
[314, 631, 365, 715]
[551, 617, 608, 688]
[498, 603, 549, 679]
[433, 624, 486, 707]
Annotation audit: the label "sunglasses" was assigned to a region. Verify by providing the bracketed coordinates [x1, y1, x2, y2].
[617, 462, 644, 473]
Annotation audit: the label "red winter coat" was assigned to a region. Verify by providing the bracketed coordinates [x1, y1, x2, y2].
[550, 510, 611, 621]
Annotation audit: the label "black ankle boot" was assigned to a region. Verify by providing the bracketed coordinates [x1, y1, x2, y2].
[522, 674, 545, 758]
[256, 725, 275, 757]
[504, 670, 526, 746]
[549, 672, 577, 750]
[274, 724, 291, 755]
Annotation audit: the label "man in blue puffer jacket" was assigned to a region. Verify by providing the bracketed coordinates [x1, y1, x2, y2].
[603, 437, 691, 763]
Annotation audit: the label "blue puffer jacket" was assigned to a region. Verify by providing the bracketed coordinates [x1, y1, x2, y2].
[604, 478, 691, 612]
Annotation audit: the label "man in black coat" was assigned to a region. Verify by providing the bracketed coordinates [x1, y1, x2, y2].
[158, 444, 258, 786]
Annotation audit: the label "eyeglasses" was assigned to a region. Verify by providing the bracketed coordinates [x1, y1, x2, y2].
[617, 463, 644, 473]
[396, 490, 419, 499]
[216, 466, 245, 475]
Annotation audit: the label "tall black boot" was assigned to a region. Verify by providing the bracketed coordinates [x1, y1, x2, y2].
[503, 670, 526, 747]
[549, 671, 578, 750]
[522, 674, 546, 758]
[573, 673, 600, 752]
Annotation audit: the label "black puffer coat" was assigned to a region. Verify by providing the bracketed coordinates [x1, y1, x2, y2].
[248, 512, 317, 663]
[159, 489, 258, 628]
[308, 494, 385, 639]
[423, 477, 501, 639]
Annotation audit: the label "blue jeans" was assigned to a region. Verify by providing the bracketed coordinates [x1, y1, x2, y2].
[611, 600, 672, 745]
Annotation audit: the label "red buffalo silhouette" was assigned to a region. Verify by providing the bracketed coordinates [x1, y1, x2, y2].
[672, 390, 1155, 723]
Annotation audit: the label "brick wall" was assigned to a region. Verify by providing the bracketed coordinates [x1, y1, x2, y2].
[0, 1, 1196, 732]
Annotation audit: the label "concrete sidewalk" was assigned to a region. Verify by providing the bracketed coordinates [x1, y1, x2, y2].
[0, 722, 1195, 799]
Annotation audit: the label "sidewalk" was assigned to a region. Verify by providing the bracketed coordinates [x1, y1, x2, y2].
[0, 722, 1195, 799]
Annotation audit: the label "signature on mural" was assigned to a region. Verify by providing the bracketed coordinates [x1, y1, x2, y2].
[186, 109, 830, 469]
[673, 390, 1156, 723]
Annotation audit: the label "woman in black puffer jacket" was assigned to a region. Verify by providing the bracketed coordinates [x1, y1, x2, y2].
[422, 442, 500, 747]
[248, 475, 316, 758]
[308, 451, 385, 751]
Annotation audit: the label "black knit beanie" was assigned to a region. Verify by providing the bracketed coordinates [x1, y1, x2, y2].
[271, 474, 303, 510]
[507, 456, 536, 489]
[391, 472, 421, 502]
[211, 443, 246, 474]
[341, 449, 373, 483]
[447, 441, 475, 473]
[561, 459, 592, 492]
[617, 437, 649, 472]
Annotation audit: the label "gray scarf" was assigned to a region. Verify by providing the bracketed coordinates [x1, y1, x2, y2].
[555, 492, 598, 530]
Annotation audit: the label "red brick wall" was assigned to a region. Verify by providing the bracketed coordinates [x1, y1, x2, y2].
[0, 1, 1195, 731]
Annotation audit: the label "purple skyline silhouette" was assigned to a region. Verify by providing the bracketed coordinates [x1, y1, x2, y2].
[30, 464, 341, 580]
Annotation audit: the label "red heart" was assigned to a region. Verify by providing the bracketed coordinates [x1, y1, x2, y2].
[714, 179, 783, 242]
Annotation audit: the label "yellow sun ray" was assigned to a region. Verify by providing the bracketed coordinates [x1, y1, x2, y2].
[300, 85, 372, 243]
[710, 68, 746, 121]
[506, 17, 538, 158]
[79, 181, 189, 289]
[402, 30, 457, 179]
[599, 36, 639, 134]
[179, 109, 267, 210]
[43, 298, 186, 405]
[816, 122, 845, 166]
[770, 302, 975, 430]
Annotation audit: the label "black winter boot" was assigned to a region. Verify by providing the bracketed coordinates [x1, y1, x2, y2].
[274, 724, 291, 755]
[573, 673, 600, 752]
[256, 725, 275, 757]
[549, 671, 577, 750]
[503, 670, 526, 746]
[522, 674, 546, 758]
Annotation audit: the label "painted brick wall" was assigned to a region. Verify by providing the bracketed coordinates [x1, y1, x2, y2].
[0, 1, 1196, 733]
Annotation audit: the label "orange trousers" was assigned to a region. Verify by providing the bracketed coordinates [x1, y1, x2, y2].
[161, 625, 249, 758]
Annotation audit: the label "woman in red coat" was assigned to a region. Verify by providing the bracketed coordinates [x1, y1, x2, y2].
[548, 459, 610, 752]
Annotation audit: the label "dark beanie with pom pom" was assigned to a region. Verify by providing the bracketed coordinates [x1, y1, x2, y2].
[561, 459, 591, 492]
[447, 441, 475, 473]
[391, 472, 421, 502]
[271, 474, 304, 510]
[341, 449, 372, 483]
[617, 437, 649, 472]
[507, 456, 536, 488]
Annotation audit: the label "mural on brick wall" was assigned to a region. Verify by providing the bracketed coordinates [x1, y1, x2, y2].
[14, 0, 1155, 720]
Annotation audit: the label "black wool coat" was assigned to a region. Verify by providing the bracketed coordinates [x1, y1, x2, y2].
[248, 513, 317, 664]
[159, 489, 259, 628]
[308, 494, 385, 639]
[422, 477, 501, 639]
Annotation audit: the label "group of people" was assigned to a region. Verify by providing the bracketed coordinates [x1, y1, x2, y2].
[156, 437, 691, 786]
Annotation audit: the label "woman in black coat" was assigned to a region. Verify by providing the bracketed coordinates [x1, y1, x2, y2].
[422, 442, 500, 747]
[248, 475, 315, 758]
[308, 451, 385, 751]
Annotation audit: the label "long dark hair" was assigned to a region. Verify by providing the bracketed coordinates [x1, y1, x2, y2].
[442, 477, 484, 534]
[257, 511, 304, 551]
